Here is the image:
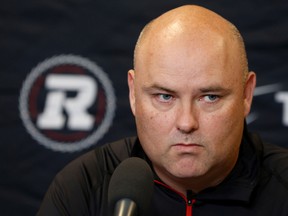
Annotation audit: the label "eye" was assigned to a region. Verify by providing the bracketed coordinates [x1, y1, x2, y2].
[157, 94, 173, 103]
[202, 95, 220, 103]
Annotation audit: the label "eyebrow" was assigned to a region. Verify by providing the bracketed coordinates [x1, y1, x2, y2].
[142, 84, 176, 94]
[143, 84, 231, 94]
[199, 86, 231, 93]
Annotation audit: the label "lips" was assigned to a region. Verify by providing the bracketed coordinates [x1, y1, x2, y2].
[172, 143, 203, 153]
[174, 142, 201, 147]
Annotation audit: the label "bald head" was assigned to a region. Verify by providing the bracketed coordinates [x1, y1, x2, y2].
[128, 5, 256, 194]
[133, 5, 248, 82]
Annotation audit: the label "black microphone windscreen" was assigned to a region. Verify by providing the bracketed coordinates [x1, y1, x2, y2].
[108, 157, 154, 216]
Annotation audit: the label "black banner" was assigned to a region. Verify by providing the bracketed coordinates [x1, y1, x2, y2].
[1, 0, 288, 215]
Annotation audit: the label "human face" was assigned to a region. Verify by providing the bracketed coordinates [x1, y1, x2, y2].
[128, 31, 256, 191]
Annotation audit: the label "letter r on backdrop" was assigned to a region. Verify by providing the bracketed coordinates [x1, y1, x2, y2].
[37, 74, 97, 130]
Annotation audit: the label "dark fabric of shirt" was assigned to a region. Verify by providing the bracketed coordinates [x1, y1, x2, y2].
[37, 131, 288, 216]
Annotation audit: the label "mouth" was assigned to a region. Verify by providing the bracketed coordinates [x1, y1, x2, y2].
[172, 143, 203, 153]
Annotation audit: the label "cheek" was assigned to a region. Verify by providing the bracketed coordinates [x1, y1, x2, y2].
[203, 104, 244, 156]
[134, 102, 175, 153]
[135, 95, 174, 129]
[208, 99, 244, 125]
[136, 106, 171, 135]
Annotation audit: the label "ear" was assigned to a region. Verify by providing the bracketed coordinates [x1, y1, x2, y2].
[128, 69, 136, 116]
[244, 71, 256, 117]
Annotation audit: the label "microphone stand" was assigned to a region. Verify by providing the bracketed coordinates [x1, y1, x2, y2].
[114, 198, 137, 216]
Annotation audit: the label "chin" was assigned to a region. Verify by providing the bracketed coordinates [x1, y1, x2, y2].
[170, 166, 205, 179]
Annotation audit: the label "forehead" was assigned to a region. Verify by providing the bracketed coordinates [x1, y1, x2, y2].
[136, 32, 242, 91]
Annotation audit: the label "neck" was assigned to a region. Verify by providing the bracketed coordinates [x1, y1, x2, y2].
[154, 157, 238, 195]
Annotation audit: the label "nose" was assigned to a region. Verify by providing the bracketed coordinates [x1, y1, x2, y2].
[176, 102, 199, 134]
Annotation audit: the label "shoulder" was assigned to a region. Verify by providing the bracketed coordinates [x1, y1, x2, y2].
[38, 137, 138, 215]
[261, 142, 288, 189]
[262, 142, 288, 171]
[56, 137, 137, 187]
[248, 132, 288, 179]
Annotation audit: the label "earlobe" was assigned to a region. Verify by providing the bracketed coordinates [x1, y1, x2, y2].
[128, 70, 136, 115]
[244, 71, 257, 116]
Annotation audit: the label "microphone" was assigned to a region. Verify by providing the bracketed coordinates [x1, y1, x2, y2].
[108, 157, 154, 216]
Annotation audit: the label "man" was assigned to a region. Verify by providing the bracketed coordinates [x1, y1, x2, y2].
[37, 5, 288, 216]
